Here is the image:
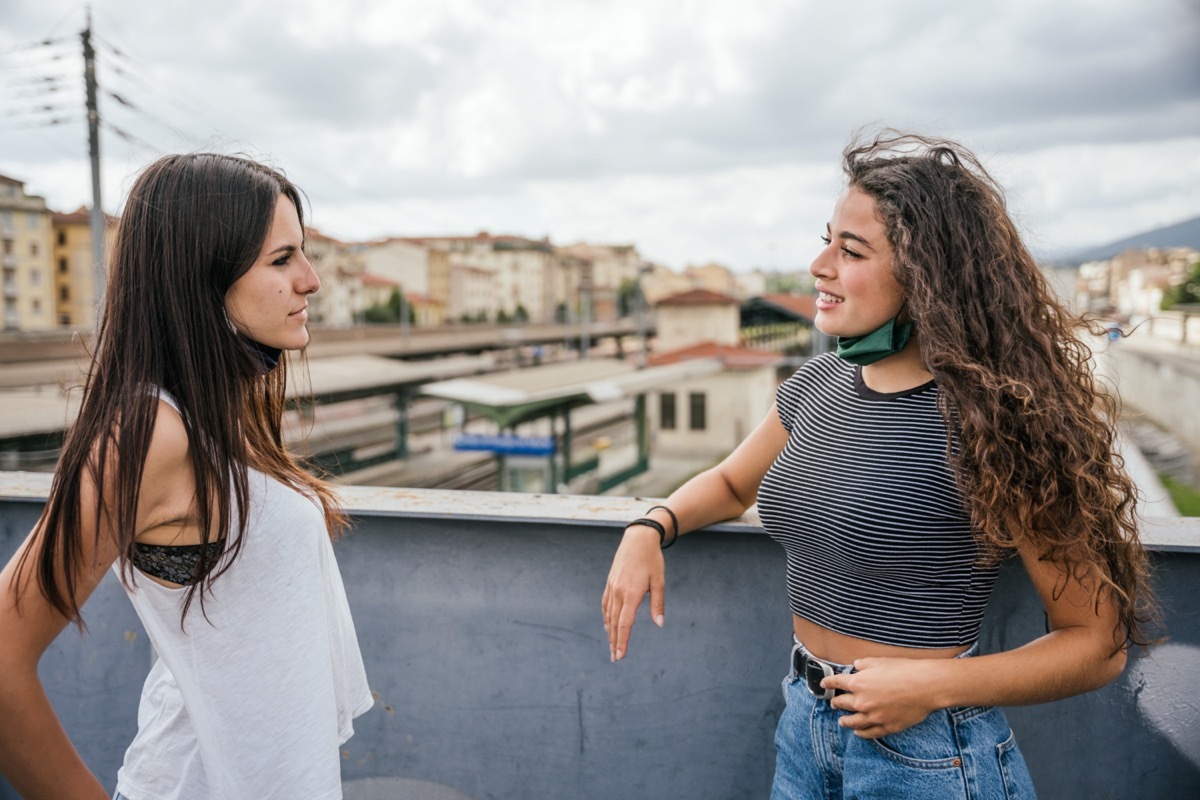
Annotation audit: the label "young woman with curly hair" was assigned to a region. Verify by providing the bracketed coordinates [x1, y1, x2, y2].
[602, 130, 1157, 799]
[0, 153, 372, 799]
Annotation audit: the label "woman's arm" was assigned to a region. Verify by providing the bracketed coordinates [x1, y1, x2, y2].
[826, 538, 1127, 738]
[0, 522, 118, 797]
[0, 401, 191, 798]
[602, 406, 790, 661]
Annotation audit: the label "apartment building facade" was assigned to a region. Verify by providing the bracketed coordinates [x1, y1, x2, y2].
[49, 207, 117, 330]
[0, 174, 55, 331]
[304, 227, 364, 328]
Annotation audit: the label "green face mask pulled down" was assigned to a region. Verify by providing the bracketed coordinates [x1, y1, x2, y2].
[835, 318, 914, 366]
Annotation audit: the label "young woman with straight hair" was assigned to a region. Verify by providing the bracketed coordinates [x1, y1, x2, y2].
[603, 130, 1158, 799]
[0, 153, 372, 800]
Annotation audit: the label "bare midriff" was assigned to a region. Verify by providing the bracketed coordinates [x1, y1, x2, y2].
[794, 615, 971, 664]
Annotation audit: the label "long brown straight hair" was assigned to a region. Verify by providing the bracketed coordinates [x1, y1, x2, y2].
[20, 153, 346, 624]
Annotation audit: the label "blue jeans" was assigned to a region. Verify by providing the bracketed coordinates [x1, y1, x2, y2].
[771, 656, 1037, 799]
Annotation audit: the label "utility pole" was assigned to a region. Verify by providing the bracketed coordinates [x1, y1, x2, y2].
[579, 269, 592, 360]
[634, 262, 651, 368]
[82, 7, 106, 307]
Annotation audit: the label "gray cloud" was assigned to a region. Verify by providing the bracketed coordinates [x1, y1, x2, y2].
[1, 0, 1196, 268]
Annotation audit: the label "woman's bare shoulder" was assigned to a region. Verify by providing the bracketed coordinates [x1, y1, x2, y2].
[135, 398, 196, 533]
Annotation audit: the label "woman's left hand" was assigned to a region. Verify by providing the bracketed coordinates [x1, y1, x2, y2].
[821, 657, 947, 739]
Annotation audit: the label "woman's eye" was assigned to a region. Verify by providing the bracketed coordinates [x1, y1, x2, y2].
[841, 247, 862, 259]
[820, 235, 831, 245]
[272, 254, 291, 267]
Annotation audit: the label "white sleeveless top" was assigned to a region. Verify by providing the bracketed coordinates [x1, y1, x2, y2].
[114, 393, 373, 800]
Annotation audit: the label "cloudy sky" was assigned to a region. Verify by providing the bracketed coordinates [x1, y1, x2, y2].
[1, 0, 1197, 271]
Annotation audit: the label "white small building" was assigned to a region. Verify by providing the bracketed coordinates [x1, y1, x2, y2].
[647, 288, 782, 460]
[648, 343, 781, 458]
[654, 289, 741, 350]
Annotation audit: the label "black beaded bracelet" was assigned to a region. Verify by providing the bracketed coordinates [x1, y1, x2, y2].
[646, 505, 679, 548]
[626, 517, 670, 549]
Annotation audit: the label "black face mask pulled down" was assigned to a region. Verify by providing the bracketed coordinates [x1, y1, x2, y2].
[242, 337, 282, 373]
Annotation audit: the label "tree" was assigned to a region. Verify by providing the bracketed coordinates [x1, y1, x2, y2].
[362, 287, 412, 324]
[617, 277, 639, 317]
[497, 308, 511, 323]
[514, 303, 529, 322]
[1162, 260, 1200, 309]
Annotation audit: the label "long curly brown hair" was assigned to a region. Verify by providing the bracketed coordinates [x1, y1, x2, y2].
[843, 129, 1158, 649]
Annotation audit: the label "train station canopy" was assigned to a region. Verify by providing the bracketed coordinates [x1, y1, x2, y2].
[419, 357, 723, 428]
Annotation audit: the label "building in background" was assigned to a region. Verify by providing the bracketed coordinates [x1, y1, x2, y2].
[0, 174, 54, 331]
[556, 242, 643, 323]
[653, 289, 741, 351]
[647, 288, 781, 459]
[305, 227, 364, 328]
[50, 206, 116, 330]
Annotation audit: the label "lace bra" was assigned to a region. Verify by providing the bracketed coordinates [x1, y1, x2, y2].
[132, 540, 224, 585]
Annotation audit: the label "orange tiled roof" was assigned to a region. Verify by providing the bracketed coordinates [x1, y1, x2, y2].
[648, 341, 782, 369]
[655, 288, 741, 307]
[360, 272, 399, 287]
[759, 293, 816, 319]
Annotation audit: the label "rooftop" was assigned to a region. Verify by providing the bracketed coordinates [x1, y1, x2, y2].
[656, 288, 741, 306]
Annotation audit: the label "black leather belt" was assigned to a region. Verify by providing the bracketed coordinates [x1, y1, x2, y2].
[790, 640, 852, 701]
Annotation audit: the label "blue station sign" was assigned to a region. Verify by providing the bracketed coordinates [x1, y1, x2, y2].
[453, 433, 556, 456]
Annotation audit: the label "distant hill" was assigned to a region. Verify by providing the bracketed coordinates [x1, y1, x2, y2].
[1060, 215, 1200, 264]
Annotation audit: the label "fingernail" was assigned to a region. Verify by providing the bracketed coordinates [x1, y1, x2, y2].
[654, 614, 664, 627]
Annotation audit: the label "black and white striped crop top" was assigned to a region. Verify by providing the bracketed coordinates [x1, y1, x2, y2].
[756, 353, 999, 649]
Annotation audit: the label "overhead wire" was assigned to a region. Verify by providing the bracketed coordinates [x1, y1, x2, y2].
[87, 8, 447, 235]
[8, 9, 444, 238]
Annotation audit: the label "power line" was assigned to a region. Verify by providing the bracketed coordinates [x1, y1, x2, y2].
[14, 116, 85, 130]
[8, 10, 444, 241]
[102, 88, 204, 148]
[0, 37, 72, 56]
[101, 118, 158, 153]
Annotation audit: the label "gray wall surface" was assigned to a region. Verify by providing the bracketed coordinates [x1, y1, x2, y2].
[1, 493, 1198, 799]
[1100, 339, 1200, 459]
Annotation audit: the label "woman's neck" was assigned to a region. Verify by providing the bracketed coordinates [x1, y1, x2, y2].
[859, 337, 932, 393]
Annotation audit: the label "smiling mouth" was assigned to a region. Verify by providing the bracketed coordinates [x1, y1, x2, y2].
[818, 292, 844, 304]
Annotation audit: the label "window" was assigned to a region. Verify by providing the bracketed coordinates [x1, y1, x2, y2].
[27, 213, 39, 229]
[688, 392, 707, 431]
[59, 286, 69, 301]
[30, 242, 38, 256]
[659, 392, 676, 431]
[57, 231, 67, 246]
[30, 269, 40, 285]
[2, 238, 12, 255]
[59, 313, 71, 326]
[32, 299, 41, 312]
[58, 258, 68, 274]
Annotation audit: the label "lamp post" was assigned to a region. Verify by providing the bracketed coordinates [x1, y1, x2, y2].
[635, 262, 652, 368]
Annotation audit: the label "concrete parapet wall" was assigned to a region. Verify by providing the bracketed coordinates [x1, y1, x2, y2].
[1, 479, 1197, 798]
[1100, 338, 1200, 459]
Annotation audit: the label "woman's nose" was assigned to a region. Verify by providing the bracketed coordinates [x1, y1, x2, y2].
[810, 246, 833, 278]
[298, 256, 321, 295]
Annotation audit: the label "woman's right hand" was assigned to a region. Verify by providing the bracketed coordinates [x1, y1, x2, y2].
[602, 524, 665, 662]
